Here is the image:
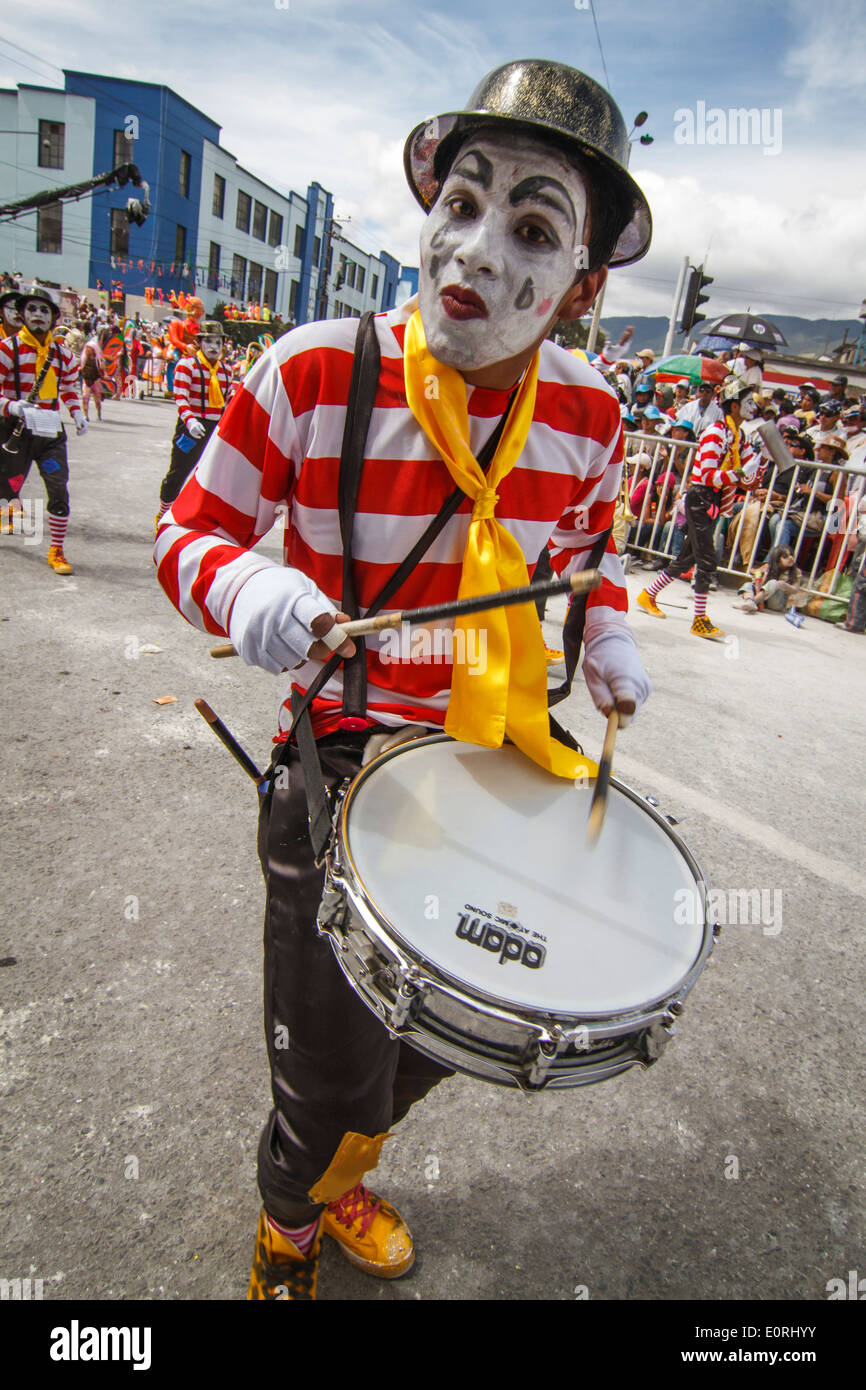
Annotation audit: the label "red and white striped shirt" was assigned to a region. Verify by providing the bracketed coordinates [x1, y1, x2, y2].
[155, 303, 631, 739]
[690, 417, 761, 490]
[173, 355, 232, 428]
[0, 333, 81, 419]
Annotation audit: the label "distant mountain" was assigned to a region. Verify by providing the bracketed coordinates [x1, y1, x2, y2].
[598, 316, 863, 358]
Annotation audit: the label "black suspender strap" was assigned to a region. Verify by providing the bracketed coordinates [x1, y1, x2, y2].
[547, 527, 613, 719]
[13, 339, 21, 399]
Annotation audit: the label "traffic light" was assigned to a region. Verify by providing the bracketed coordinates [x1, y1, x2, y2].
[680, 264, 713, 333]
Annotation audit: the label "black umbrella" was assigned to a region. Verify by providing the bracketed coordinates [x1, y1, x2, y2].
[697, 313, 788, 348]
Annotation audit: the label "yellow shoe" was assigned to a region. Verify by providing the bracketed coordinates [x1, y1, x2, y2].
[691, 615, 724, 640]
[0, 500, 23, 535]
[322, 1182, 414, 1279]
[47, 545, 73, 575]
[247, 1208, 322, 1301]
[544, 646, 565, 664]
[154, 512, 162, 540]
[635, 588, 666, 618]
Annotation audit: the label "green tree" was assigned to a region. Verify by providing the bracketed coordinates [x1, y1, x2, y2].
[547, 318, 606, 352]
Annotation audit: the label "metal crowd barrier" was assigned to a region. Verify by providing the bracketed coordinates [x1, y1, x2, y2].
[622, 430, 866, 599]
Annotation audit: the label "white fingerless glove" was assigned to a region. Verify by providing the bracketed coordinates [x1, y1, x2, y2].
[228, 565, 339, 674]
[187, 418, 206, 440]
[582, 628, 652, 728]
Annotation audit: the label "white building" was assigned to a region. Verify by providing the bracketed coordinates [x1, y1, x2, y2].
[0, 84, 96, 288]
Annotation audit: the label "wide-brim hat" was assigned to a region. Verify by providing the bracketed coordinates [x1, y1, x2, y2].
[403, 59, 652, 267]
[198, 320, 224, 339]
[819, 434, 848, 459]
[14, 283, 61, 322]
[0, 288, 21, 314]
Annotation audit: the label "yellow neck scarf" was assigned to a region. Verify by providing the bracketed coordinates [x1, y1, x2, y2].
[18, 326, 57, 400]
[197, 351, 224, 409]
[403, 310, 595, 780]
[723, 415, 742, 472]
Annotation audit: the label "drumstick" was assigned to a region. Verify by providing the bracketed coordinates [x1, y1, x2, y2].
[586, 711, 620, 847]
[208, 568, 602, 657]
[194, 698, 264, 783]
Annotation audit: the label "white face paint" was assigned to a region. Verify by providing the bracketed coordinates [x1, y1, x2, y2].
[22, 300, 54, 337]
[739, 395, 757, 420]
[418, 131, 589, 371]
[200, 337, 222, 361]
[3, 303, 21, 332]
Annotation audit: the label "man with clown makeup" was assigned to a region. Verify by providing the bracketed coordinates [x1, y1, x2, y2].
[156, 60, 653, 1299]
[0, 284, 87, 570]
[155, 318, 232, 536]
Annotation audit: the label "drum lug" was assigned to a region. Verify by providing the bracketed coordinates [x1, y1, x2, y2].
[388, 969, 423, 1031]
[315, 885, 349, 943]
[639, 1019, 674, 1066]
[525, 1027, 564, 1089]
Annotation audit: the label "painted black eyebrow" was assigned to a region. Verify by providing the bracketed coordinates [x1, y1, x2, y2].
[509, 176, 575, 226]
[448, 148, 494, 190]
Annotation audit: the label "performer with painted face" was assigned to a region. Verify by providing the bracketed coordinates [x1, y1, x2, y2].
[0, 284, 86, 569]
[155, 60, 653, 1299]
[155, 320, 231, 535]
[637, 376, 761, 637]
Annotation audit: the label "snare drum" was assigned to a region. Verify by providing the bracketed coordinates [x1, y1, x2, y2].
[316, 735, 716, 1091]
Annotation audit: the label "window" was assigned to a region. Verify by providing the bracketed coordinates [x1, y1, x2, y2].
[263, 267, 277, 309]
[313, 235, 321, 266]
[288, 279, 298, 317]
[113, 128, 134, 167]
[247, 262, 263, 303]
[371, 274, 379, 301]
[208, 242, 221, 291]
[356, 266, 365, 294]
[175, 225, 186, 263]
[38, 119, 64, 170]
[212, 173, 225, 219]
[37, 201, 62, 253]
[268, 211, 283, 248]
[179, 151, 191, 198]
[346, 262, 356, 290]
[110, 207, 129, 257]
[231, 254, 247, 298]
[252, 201, 267, 240]
[293, 224, 303, 257]
[236, 191, 251, 233]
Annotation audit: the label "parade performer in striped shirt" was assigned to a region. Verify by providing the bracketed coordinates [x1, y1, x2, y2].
[636, 376, 761, 638]
[155, 59, 653, 1300]
[155, 320, 231, 535]
[0, 284, 87, 572]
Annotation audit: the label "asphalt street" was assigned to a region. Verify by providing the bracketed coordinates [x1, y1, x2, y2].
[1, 394, 863, 1302]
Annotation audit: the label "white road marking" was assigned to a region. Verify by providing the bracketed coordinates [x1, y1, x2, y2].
[615, 752, 866, 900]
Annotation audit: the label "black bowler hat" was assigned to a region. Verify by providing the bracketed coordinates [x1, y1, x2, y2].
[404, 59, 652, 266]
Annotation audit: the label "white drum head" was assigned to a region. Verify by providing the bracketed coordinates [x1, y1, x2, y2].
[341, 739, 706, 1017]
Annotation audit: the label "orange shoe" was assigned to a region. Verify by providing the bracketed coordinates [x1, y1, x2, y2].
[691, 615, 725, 640]
[247, 1208, 322, 1301]
[322, 1182, 414, 1279]
[635, 588, 665, 618]
[544, 645, 565, 664]
[47, 545, 73, 575]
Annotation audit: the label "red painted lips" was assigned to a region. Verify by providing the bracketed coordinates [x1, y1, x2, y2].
[440, 284, 487, 320]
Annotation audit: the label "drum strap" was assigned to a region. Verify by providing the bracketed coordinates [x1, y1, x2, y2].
[546, 527, 613, 720]
[283, 312, 516, 861]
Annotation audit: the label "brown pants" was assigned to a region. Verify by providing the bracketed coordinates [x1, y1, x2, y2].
[256, 729, 455, 1226]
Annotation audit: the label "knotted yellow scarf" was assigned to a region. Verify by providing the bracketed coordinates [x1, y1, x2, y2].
[403, 310, 595, 780]
[18, 326, 57, 399]
[197, 351, 224, 409]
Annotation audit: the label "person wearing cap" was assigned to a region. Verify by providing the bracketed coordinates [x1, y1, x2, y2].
[155, 319, 232, 536]
[823, 374, 848, 406]
[637, 375, 761, 638]
[675, 380, 723, 437]
[672, 378, 690, 412]
[0, 284, 86, 570]
[807, 400, 842, 447]
[730, 347, 763, 391]
[0, 290, 23, 456]
[155, 58, 653, 1299]
[633, 346, 654, 374]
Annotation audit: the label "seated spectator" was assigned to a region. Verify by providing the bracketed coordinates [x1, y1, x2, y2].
[807, 400, 843, 445]
[734, 545, 809, 620]
[729, 430, 814, 563]
[676, 380, 724, 436]
[672, 378, 691, 413]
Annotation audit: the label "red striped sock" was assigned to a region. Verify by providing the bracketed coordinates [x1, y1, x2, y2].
[266, 1213, 320, 1256]
[646, 571, 672, 598]
[693, 591, 708, 618]
[48, 514, 67, 549]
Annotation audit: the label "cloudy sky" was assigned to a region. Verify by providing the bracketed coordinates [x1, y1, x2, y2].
[1, 0, 864, 323]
